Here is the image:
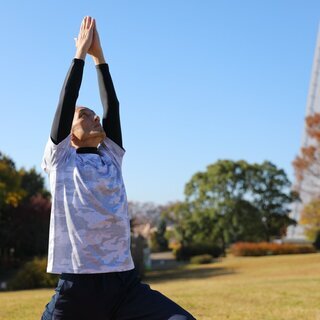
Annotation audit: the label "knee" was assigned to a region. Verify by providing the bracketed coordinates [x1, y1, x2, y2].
[168, 315, 188, 320]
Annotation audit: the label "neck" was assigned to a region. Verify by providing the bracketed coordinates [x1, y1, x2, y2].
[71, 132, 105, 148]
[72, 139, 101, 149]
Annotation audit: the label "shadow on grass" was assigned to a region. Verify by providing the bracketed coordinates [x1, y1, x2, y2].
[145, 264, 235, 283]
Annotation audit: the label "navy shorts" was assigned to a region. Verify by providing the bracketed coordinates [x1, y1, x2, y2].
[41, 268, 196, 320]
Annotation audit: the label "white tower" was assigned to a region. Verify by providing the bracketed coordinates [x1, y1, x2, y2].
[287, 28, 320, 241]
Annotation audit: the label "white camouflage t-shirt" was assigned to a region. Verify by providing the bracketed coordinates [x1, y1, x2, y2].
[41, 135, 134, 274]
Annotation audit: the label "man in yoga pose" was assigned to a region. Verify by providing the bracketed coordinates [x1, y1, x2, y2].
[41, 16, 195, 320]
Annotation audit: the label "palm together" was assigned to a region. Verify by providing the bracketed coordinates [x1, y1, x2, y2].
[75, 16, 103, 60]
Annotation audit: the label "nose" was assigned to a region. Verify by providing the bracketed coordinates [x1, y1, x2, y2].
[94, 114, 100, 122]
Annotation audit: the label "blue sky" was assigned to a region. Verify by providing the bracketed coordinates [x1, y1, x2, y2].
[0, 1, 320, 204]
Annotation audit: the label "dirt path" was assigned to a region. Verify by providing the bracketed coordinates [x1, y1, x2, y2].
[150, 251, 185, 270]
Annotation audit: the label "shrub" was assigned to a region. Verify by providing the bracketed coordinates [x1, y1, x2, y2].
[190, 254, 214, 264]
[150, 230, 168, 253]
[8, 257, 58, 290]
[173, 243, 223, 261]
[149, 219, 169, 253]
[230, 242, 317, 257]
[313, 231, 320, 251]
[131, 234, 148, 278]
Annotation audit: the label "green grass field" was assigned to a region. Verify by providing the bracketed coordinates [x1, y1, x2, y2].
[0, 253, 319, 320]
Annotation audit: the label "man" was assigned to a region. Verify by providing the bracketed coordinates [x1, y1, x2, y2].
[41, 17, 195, 320]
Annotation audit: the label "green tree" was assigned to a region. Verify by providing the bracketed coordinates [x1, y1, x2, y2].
[0, 152, 25, 210]
[248, 161, 296, 240]
[150, 218, 169, 252]
[162, 201, 194, 247]
[168, 160, 295, 253]
[20, 167, 50, 199]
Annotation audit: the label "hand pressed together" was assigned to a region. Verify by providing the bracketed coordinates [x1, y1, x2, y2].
[74, 16, 106, 64]
[88, 20, 105, 64]
[75, 16, 95, 60]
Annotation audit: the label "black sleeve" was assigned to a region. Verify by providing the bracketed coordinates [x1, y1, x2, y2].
[96, 64, 123, 149]
[50, 59, 85, 145]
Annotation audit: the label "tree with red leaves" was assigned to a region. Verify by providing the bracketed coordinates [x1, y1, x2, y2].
[293, 113, 320, 240]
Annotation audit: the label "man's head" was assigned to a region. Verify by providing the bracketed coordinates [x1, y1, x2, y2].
[71, 106, 106, 148]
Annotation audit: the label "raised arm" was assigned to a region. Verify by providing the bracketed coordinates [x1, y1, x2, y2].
[51, 17, 94, 145]
[88, 21, 123, 149]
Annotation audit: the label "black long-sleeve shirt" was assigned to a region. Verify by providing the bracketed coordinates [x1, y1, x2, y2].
[50, 58, 123, 149]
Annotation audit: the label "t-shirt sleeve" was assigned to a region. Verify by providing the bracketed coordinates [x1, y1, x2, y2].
[41, 135, 72, 173]
[100, 137, 125, 167]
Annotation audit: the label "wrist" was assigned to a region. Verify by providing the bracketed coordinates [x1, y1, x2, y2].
[75, 49, 87, 61]
[92, 54, 106, 65]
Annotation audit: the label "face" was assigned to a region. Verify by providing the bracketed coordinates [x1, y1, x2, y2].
[71, 107, 106, 147]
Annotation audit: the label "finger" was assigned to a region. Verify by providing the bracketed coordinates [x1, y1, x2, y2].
[89, 18, 95, 29]
[86, 16, 91, 29]
[81, 17, 86, 30]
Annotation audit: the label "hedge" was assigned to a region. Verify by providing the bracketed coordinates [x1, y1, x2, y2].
[230, 242, 317, 257]
[8, 257, 58, 290]
[190, 254, 214, 264]
[173, 243, 223, 261]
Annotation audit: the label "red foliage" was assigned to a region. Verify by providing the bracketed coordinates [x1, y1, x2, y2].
[8, 194, 51, 259]
[306, 114, 320, 141]
[293, 157, 306, 181]
[293, 113, 320, 184]
[230, 242, 316, 256]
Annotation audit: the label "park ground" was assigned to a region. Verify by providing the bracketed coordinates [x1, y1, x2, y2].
[0, 253, 319, 320]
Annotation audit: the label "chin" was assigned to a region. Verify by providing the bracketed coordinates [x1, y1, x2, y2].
[90, 129, 105, 137]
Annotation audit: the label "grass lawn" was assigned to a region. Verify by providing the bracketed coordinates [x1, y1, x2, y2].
[0, 253, 319, 320]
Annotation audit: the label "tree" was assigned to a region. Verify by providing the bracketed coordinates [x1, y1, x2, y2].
[292, 113, 320, 239]
[0, 152, 51, 266]
[162, 201, 194, 247]
[293, 113, 320, 195]
[248, 161, 296, 240]
[162, 201, 225, 258]
[150, 218, 168, 252]
[185, 160, 295, 241]
[165, 160, 295, 253]
[5, 194, 51, 260]
[0, 152, 25, 210]
[300, 199, 320, 241]
[20, 168, 50, 199]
